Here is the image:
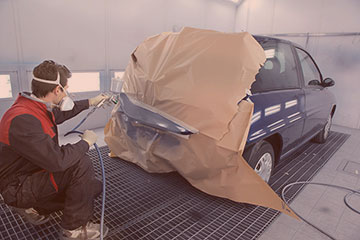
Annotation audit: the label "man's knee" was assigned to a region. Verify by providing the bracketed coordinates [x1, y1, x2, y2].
[72, 155, 95, 176]
[79, 155, 94, 170]
[93, 179, 102, 198]
[59, 155, 96, 189]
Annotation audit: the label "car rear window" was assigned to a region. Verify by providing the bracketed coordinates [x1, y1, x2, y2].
[251, 41, 299, 93]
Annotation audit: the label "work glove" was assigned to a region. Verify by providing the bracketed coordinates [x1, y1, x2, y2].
[89, 93, 110, 107]
[81, 130, 98, 147]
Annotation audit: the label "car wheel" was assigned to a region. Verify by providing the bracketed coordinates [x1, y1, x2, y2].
[243, 140, 275, 183]
[313, 114, 332, 143]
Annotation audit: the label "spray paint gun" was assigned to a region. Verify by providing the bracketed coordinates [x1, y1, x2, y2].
[107, 76, 123, 105]
[108, 94, 120, 105]
[95, 93, 120, 108]
[89, 76, 123, 110]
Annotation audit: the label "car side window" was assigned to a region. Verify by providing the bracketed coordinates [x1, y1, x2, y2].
[295, 48, 321, 86]
[251, 41, 299, 93]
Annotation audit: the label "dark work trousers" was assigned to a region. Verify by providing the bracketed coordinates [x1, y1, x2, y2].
[1, 155, 102, 230]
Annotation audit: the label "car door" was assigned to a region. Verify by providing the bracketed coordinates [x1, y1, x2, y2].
[248, 39, 305, 153]
[295, 48, 332, 140]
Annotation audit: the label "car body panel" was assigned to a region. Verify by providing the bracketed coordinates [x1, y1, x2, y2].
[246, 36, 336, 161]
[248, 88, 306, 153]
[301, 86, 335, 140]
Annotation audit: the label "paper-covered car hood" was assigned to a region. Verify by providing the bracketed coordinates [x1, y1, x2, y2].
[105, 27, 298, 219]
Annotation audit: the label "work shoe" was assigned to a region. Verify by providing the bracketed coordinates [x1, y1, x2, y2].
[12, 207, 50, 225]
[60, 222, 109, 240]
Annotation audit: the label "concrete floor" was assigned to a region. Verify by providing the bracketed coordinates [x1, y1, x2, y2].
[59, 124, 360, 240]
[259, 124, 360, 240]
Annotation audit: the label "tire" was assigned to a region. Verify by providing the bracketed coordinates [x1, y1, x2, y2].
[243, 140, 275, 183]
[313, 114, 332, 143]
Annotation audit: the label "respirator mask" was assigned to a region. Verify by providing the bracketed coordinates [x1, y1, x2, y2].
[33, 72, 75, 111]
[57, 86, 74, 111]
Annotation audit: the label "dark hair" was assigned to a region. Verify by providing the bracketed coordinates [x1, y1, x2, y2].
[31, 60, 71, 98]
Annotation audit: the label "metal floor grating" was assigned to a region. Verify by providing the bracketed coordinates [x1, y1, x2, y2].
[0, 131, 350, 240]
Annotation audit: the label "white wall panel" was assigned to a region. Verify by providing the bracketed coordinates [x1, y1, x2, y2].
[272, 0, 323, 34]
[0, 1, 19, 64]
[246, 0, 275, 34]
[234, 0, 249, 32]
[320, 0, 360, 32]
[108, 0, 167, 70]
[108, 0, 236, 70]
[16, 0, 106, 70]
[235, 0, 360, 35]
[165, 0, 206, 32]
[205, 0, 235, 32]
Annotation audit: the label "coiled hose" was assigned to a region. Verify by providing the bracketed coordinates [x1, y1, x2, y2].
[282, 181, 360, 240]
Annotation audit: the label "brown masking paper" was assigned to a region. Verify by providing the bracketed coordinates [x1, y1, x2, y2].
[105, 27, 298, 219]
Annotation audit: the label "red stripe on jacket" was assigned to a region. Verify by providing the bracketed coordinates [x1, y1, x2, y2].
[0, 95, 56, 145]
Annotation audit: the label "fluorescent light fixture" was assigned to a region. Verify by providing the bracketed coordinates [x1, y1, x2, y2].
[0, 74, 12, 98]
[68, 72, 100, 93]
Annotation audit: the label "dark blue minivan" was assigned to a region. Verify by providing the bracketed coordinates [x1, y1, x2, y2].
[242, 36, 336, 182]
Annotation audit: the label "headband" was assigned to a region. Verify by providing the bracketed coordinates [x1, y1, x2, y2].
[33, 72, 60, 85]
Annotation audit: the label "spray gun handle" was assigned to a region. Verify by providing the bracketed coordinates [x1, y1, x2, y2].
[96, 98, 107, 108]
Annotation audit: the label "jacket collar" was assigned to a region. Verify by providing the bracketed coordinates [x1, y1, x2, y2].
[20, 92, 54, 112]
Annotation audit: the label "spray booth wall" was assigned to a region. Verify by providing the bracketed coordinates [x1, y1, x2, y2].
[0, 0, 236, 134]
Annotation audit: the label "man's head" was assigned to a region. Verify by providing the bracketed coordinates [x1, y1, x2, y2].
[31, 60, 71, 104]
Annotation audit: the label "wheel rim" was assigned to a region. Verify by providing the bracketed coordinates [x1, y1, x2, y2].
[254, 152, 273, 182]
[324, 115, 332, 139]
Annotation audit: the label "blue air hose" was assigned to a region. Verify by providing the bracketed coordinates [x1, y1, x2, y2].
[65, 113, 106, 240]
[68, 107, 97, 133]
